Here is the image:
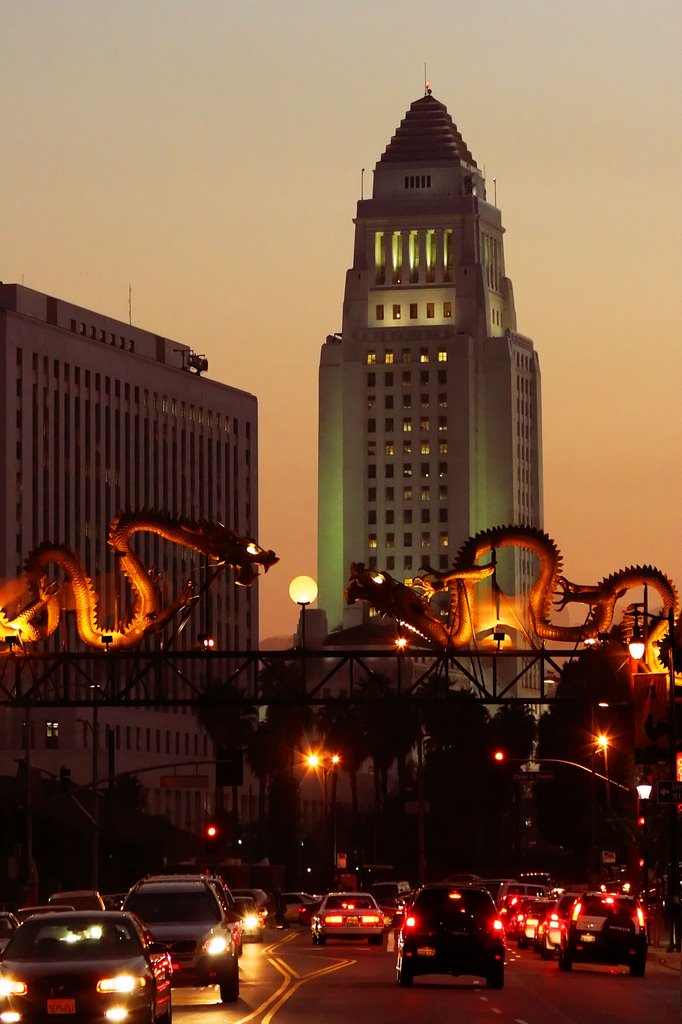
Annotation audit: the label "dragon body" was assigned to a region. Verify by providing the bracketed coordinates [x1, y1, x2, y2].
[2, 512, 277, 651]
[347, 524, 679, 661]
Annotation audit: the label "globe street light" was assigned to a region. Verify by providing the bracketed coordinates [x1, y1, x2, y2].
[289, 575, 318, 650]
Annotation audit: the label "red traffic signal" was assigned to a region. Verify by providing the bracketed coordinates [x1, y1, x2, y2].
[204, 822, 219, 840]
[493, 750, 505, 762]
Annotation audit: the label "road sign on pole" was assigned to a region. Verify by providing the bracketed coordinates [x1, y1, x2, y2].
[656, 780, 682, 803]
[513, 770, 555, 783]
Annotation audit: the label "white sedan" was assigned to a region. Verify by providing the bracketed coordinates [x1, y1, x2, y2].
[311, 892, 384, 946]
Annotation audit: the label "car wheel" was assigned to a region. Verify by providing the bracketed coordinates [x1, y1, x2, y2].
[486, 962, 504, 989]
[630, 953, 646, 977]
[219, 963, 239, 1003]
[558, 946, 572, 972]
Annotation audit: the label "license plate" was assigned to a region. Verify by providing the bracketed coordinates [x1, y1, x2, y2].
[345, 916, 358, 926]
[580, 933, 596, 943]
[417, 946, 436, 957]
[47, 999, 76, 1014]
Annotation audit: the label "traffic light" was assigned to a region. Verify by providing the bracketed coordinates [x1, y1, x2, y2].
[204, 822, 220, 841]
[59, 766, 72, 791]
[493, 750, 505, 762]
[637, 814, 646, 828]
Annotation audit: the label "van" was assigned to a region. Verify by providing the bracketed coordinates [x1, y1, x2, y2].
[496, 880, 548, 904]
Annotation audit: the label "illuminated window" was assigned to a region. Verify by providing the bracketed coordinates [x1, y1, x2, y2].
[438, 349, 447, 362]
[393, 304, 401, 320]
[421, 532, 431, 547]
[426, 229, 436, 283]
[376, 305, 384, 321]
[420, 348, 429, 363]
[403, 463, 413, 477]
[385, 442, 395, 456]
[426, 303, 435, 319]
[444, 229, 453, 282]
[367, 351, 376, 364]
[403, 440, 412, 454]
[409, 230, 419, 283]
[421, 463, 430, 477]
[421, 442, 431, 454]
[368, 534, 377, 549]
[420, 417, 430, 431]
[443, 301, 452, 318]
[385, 350, 394, 364]
[403, 486, 413, 500]
[421, 486, 430, 501]
[439, 441, 448, 454]
[438, 416, 447, 431]
[368, 441, 377, 456]
[403, 418, 412, 432]
[375, 232, 386, 284]
[45, 721, 59, 749]
[410, 303, 418, 319]
[392, 231, 403, 284]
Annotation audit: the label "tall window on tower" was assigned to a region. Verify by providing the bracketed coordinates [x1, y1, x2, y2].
[392, 232, 403, 284]
[426, 230, 436, 283]
[409, 231, 419, 283]
[444, 229, 453, 282]
[375, 232, 385, 285]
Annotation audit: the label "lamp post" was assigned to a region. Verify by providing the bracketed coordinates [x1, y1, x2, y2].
[629, 607, 680, 951]
[306, 751, 340, 887]
[289, 576, 318, 651]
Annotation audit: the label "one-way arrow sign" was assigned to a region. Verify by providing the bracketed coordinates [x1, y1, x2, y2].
[656, 780, 682, 803]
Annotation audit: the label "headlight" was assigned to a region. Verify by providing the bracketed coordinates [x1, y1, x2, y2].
[203, 935, 228, 956]
[0, 980, 27, 997]
[243, 915, 259, 929]
[97, 975, 146, 994]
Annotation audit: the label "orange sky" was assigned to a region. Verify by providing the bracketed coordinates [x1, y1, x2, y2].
[1, 1, 681, 643]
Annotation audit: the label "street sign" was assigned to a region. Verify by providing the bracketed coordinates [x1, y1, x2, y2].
[656, 780, 682, 803]
[513, 770, 555, 783]
[160, 775, 209, 789]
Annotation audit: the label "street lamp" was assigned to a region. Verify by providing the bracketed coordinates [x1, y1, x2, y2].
[289, 576, 318, 650]
[628, 606, 680, 952]
[305, 751, 341, 886]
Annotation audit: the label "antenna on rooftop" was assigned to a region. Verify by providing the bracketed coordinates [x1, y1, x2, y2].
[361, 167, 365, 200]
[128, 284, 132, 325]
[424, 62, 431, 96]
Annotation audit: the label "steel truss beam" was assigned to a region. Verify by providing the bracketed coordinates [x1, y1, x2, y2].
[0, 646, 581, 708]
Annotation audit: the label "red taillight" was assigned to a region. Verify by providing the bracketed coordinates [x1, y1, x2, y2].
[325, 915, 344, 924]
[571, 902, 582, 922]
[493, 918, 504, 932]
[361, 914, 381, 925]
[636, 907, 645, 928]
[549, 913, 559, 924]
[405, 915, 417, 929]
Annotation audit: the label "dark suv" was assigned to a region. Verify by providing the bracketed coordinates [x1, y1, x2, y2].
[123, 875, 239, 1002]
[559, 891, 647, 976]
[396, 884, 505, 989]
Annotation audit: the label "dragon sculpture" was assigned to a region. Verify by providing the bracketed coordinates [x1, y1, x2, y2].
[0, 511, 278, 652]
[346, 524, 679, 665]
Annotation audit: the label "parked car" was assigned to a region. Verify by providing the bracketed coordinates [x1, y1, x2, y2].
[123, 874, 240, 1002]
[311, 892, 384, 946]
[559, 891, 647, 976]
[0, 912, 19, 953]
[281, 892, 319, 924]
[48, 890, 106, 910]
[396, 884, 505, 989]
[0, 910, 172, 1024]
[233, 896, 265, 942]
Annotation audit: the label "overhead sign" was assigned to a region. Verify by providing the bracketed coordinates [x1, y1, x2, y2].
[160, 775, 209, 789]
[513, 770, 555, 783]
[656, 780, 682, 803]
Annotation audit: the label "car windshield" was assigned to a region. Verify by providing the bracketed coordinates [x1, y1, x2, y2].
[235, 898, 257, 913]
[5, 918, 140, 959]
[579, 895, 636, 917]
[414, 888, 494, 925]
[125, 891, 221, 923]
[324, 896, 376, 911]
